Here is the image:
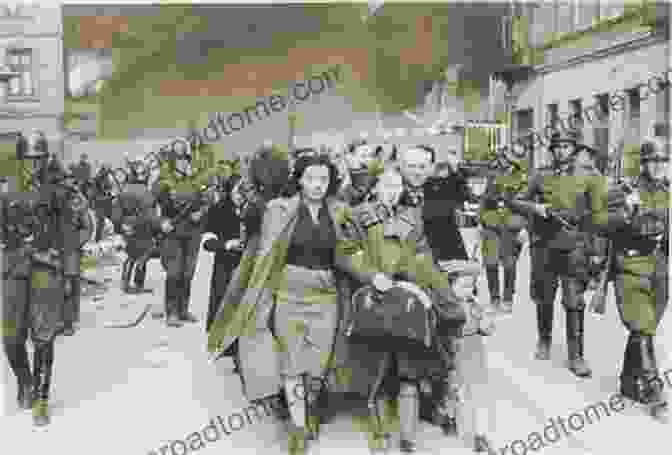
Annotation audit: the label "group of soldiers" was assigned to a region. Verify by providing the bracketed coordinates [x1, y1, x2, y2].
[1, 124, 669, 435]
[480, 129, 670, 421]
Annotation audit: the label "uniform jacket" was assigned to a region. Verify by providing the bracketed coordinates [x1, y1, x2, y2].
[510, 170, 608, 250]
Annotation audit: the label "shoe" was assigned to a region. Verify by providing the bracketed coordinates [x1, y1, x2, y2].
[62, 326, 76, 337]
[32, 342, 53, 427]
[566, 310, 592, 377]
[399, 439, 417, 453]
[180, 311, 199, 323]
[166, 314, 183, 327]
[474, 434, 497, 454]
[151, 309, 165, 319]
[287, 423, 309, 455]
[32, 398, 50, 426]
[534, 338, 551, 360]
[17, 383, 33, 410]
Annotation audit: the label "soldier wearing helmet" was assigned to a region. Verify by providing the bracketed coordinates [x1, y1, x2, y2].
[598, 138, 669, 421]
[507, 128, 608, 378]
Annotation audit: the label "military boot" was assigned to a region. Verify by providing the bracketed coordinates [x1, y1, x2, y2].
[534, 304, 553, 360]
[32, 342, 54, 426]
[638, 334, 668, 421]
[566, 309, 592, 377]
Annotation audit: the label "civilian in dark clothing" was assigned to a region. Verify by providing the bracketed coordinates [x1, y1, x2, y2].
[422, 161, 471, 261]
[203, 176, 243, 333]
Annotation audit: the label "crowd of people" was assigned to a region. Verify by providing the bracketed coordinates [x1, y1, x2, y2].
[1, 128, 669, 455]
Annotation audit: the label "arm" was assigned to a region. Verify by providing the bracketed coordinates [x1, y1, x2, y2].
[506, 174, 543, 217]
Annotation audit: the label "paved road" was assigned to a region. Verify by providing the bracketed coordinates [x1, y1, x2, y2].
[2, 230, 670, 455]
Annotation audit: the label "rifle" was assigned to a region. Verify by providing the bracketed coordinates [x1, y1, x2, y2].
[589, 144, 626, 315]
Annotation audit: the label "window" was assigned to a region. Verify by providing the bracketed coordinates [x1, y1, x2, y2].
[569, 99, 583, 132]
[514, 108, 534, 139]
[547, 103, 560, 130]
[655, 81, 669, 137]
[554, 0, 575, 35]
[593, 93, 610, 168]
[575, 1, 599, 30]
[6, 49, 35, 98]
[600, 2, 624, 20]
[626, 87, 641, 150]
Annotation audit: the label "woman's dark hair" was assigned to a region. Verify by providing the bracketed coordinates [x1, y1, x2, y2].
[283, 151, 341, 198]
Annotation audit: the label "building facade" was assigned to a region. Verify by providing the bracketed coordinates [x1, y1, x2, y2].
[499, 1, 669, 174]
[0, 1, 64, 190]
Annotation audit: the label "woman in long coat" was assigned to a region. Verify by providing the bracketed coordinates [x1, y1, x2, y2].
[208, 152, 361, 453]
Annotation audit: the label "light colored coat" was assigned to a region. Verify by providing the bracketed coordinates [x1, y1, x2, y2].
[207, 194, 359, 401]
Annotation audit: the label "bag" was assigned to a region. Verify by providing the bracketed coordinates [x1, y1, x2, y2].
[346, 282, 434, 352]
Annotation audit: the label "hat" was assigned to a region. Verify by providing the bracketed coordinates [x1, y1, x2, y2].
[640, 140, 670, 163]
[438, 260, 481, 276]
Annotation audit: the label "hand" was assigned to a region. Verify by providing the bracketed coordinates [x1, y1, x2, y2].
[533, 203, 548, 218]
[190, 211, 203, 222]
[225, 239, 243, 251]
[372, 273, 394, 292]
[121, 224, 133, 235]
[517, 229, 529, 246]
[160, 220, 174, 233]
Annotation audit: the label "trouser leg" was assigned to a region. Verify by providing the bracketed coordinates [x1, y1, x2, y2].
[121, 257, 133, 292]
[535, 304, 554, 360]
[62, 275, 80, 334]
[133, 257, 147, 288]
[398, 381, 419, 451]
[161, 237, 184, 326]
[563, 276, 591, 377]
[179, 235, 201, 322]
[3, 325, 33, 409]
[31, 339, 54, 426]
[502, 265, 516, 303]
[485, 266, 500, 305]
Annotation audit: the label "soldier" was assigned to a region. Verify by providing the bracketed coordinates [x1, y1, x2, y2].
[112, 183, 161, 294]
[156, 142, 218, 327]
[603, 139, 669, 420]
[478, 173, 527, 313]
[59, 173, 92, 337]
[1, 131, 87, 425]
[338, 139, 379, 205]
[508, 130, 605, 377]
